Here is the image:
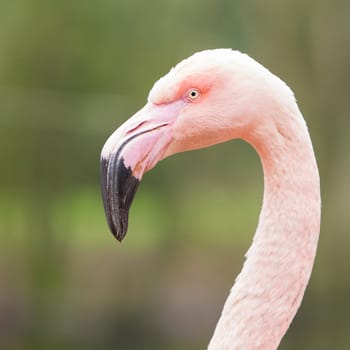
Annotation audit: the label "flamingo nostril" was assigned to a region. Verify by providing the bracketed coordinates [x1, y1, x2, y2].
[125, 121, 147, 135]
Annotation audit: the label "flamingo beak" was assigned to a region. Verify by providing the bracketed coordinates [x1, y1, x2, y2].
[100, 101, 183, 241]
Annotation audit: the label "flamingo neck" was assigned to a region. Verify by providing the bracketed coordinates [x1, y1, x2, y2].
[208, 113, 321, 350]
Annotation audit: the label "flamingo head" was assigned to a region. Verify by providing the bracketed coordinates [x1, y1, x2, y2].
[100, 49, 296, 241]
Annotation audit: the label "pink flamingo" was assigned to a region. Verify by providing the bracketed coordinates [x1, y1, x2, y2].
[100, 49, 321, 349]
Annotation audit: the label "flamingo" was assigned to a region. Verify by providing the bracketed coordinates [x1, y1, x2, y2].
[100, 49, 321, 349]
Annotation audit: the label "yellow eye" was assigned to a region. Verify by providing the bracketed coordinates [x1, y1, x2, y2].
[187, 88, 201, 101]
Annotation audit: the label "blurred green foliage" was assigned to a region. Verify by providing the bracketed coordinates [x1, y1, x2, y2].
[0, 0, 350, 349]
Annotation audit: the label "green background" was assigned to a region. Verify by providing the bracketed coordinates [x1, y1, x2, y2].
[0, 0, 349, 349]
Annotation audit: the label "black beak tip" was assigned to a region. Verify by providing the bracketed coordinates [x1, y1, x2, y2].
[109, 210, 129, 242]
[112, 230, 125, 243]
[100, 154, 140, 243]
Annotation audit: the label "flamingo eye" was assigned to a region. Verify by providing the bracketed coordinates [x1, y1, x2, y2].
[186, 88, 201, 102]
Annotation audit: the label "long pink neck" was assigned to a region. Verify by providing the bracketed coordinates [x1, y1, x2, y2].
[208, 112, 321, 350]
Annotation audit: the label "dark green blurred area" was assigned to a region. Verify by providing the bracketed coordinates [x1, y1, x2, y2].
[1, 0, 349, 349]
